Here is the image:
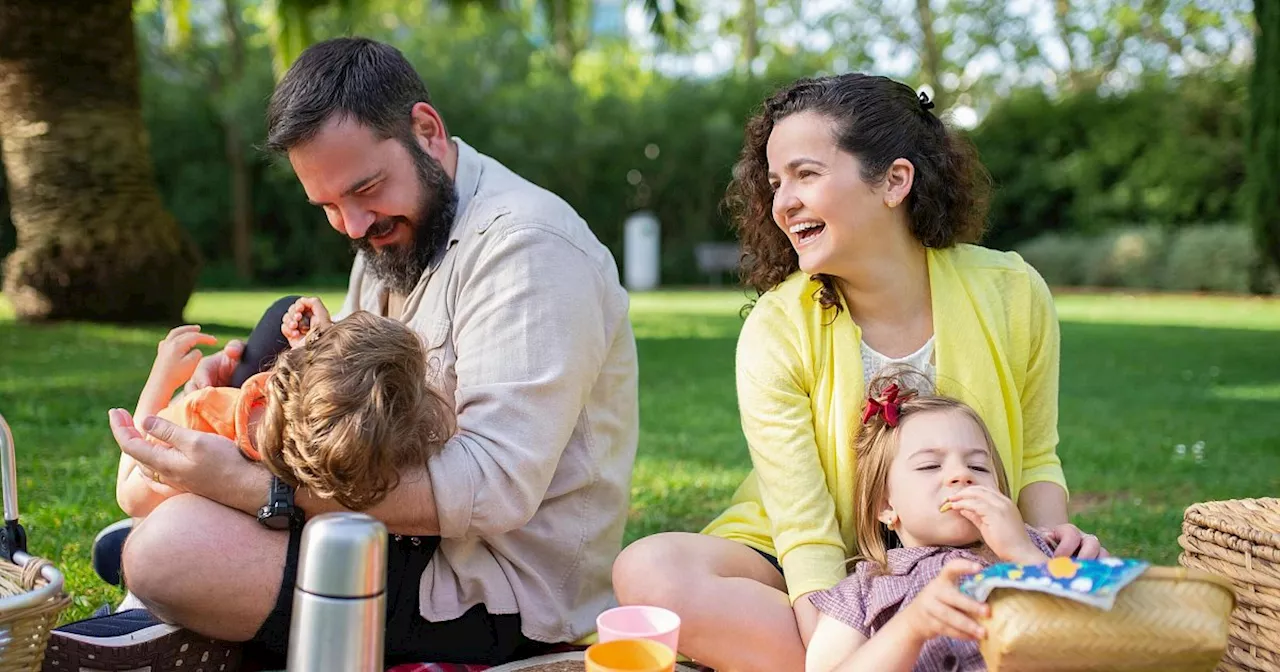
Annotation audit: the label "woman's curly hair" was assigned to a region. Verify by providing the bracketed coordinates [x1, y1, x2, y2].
[725, 73, 993, 310]
[256, 311, 454, 511]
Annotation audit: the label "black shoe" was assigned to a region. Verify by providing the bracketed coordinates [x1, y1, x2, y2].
[43, 609, 243, 672]
[91, 519, 133, 587]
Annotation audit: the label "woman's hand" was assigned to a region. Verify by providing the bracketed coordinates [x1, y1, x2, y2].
[1040, 523, 1108, 559]
[945, 486, 1048, 565]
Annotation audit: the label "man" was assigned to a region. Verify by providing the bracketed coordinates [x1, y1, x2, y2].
[48, 37, 639, 670]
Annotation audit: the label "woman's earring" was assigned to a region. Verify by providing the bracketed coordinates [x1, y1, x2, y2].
[880, 511, 899, 529]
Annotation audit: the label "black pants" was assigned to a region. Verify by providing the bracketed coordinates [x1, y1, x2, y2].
[238, 297, 544, 666]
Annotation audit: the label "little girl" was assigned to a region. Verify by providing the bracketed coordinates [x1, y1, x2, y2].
[116, 302, 453, 516]
[805, 372, 1056, 672]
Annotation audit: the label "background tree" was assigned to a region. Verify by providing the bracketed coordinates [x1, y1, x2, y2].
[0, 0, 199, 322]
[1247, 0, 1279, 291]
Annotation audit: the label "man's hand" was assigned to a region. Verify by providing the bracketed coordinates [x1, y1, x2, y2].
[110, 407, 268, 515]
[185, 340, 245, 393]
[151, 326, 218, 394]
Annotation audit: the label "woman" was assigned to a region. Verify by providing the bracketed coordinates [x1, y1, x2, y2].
[612, 73, 1102, 672]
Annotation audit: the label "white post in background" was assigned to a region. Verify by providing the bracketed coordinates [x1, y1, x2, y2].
[624, 210, 660, 291]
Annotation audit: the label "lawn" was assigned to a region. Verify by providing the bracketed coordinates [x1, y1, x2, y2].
[1, 289, 1278, 623]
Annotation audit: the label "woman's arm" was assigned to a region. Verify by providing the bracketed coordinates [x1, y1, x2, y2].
[1017, 265, 1068, 526]
[735, 299, 847, 603]
[1019, 481, 1069, 529]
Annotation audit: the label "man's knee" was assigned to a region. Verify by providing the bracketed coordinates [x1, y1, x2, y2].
[265, 295, 303, 320]
[122, 495, 225, 608]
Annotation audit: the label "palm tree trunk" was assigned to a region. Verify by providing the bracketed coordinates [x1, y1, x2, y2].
[0, 0, 199, 322]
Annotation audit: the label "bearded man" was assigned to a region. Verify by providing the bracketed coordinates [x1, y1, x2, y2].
[49, 37, 639, 671]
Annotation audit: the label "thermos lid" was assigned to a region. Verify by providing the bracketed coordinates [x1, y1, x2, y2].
[295, 512, 388, 598]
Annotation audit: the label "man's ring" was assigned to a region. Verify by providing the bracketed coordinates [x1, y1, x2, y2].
[150, 469, 162, 484]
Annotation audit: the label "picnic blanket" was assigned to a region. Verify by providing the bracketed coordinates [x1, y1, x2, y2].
[388, 651, 709, 671]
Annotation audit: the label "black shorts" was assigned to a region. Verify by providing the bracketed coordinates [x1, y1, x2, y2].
[752, 546, 783, 575]
[251, 525, 550, 667]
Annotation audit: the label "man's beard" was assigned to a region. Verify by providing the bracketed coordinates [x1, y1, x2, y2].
[353, 141, 458, 295]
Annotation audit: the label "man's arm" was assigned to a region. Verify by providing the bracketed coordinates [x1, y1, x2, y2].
[428, 223, 614, 538]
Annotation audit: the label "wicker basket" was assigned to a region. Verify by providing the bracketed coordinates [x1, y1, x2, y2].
[978, 565, 1236, 672]
[0, 414, 72, 672]
[1179, 498, 1280, 672]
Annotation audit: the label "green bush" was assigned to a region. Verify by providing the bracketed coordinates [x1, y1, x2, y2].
[1162, 224, 1268, 294]
[1015, 233, 1096, 287]
[4, 10, 1262, 290]
[975, 74, 1248, 251]
[1017, 224, 1276, 294]
[1083, 225, 1169, 289]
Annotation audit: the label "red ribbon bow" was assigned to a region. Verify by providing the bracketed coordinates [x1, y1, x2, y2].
[862, 383, 906, 427]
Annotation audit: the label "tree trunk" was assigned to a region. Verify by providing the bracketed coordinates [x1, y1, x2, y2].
[1052, 0, 1086, 91]
[224, 120, 254, 282]
[0, 0, 199, 322]
[548, 0, 578, 71]
[915, 0, 946, 109]
[739, 0, 759, 74]
[221, 0, 253, 282]
[1248, 0, 1280, 292]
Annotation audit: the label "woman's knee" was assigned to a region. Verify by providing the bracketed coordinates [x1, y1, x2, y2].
[614, 533, 711, 606]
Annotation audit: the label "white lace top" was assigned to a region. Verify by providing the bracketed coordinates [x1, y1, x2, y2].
[861, 336, 937, 393]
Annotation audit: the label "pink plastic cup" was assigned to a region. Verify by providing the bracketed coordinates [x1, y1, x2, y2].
[596, 606, 681, 656]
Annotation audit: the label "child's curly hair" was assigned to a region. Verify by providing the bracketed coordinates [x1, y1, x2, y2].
[256, 311, 454, 510]
[852, 368, 1009, 570]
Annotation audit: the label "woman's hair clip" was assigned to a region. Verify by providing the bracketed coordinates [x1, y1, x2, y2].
[918, 91, 935, 111]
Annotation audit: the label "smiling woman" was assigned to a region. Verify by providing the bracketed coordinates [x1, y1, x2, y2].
[612, 73, 1101, 672]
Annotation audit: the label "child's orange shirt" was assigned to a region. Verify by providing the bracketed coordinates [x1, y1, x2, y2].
[155, 372, 271, 460]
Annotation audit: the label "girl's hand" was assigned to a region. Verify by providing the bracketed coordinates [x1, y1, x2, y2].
[945, 486, 1048, 564]
[902, 559, 989, 643]
[281, 297, 332, 349]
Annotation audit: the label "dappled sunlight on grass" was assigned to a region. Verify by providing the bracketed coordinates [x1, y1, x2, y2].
[0, 287, 1277, 621]
[1054, 292, 1280, 330]
[1207, 383, 1280, 401]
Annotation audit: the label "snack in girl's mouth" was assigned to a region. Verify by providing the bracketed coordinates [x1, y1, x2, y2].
[939, 501, 953, 513]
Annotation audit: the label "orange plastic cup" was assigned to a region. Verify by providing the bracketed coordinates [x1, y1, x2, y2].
[584, 639, 676, 672]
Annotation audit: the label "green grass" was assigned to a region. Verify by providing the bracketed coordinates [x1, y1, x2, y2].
[2, 289, 1278, 622]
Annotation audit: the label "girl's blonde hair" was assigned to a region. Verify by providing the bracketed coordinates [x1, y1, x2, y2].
[852, 368, 1009, 571]
[256, 311, 455, 510]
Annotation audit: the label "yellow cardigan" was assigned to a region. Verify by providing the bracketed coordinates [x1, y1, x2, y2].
[702, 244, 1068, 603]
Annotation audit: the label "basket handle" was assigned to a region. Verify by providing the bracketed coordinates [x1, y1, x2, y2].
[0, 413, 27, 562]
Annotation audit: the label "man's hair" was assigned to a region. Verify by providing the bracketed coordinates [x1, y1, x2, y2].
[257, 311, 455, 510]
[266, 37, 432, 153]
